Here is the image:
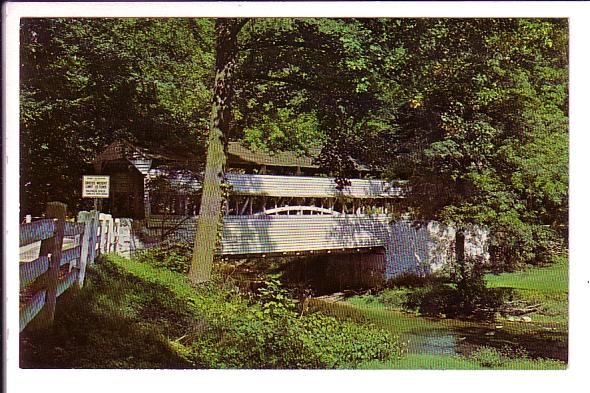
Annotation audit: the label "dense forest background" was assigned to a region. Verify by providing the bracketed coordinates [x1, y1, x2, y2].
[20, 18, 568, 270]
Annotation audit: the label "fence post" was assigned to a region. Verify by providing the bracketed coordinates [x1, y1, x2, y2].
[97, 213, 106, 255]
[87, 210, 99, 265]
[32, 202, 66, 328]
[104, 214, 113, 252]
[113, 218, 120, 252]
[77, 214, 93, 287]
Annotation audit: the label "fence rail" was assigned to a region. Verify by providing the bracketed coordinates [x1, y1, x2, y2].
[19, 202, 119, 332]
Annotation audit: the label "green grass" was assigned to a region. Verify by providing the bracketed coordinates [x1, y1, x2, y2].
[20, 254, 403, 369]
[332, 257, 569, 369]
[485, 256, 568, 324]
[358, 351, 566, 370]
[314, 298, 442, 335]
[21, 253, 567, 370]
[20, 256, 196, 368]
[485, 256, 568, 294]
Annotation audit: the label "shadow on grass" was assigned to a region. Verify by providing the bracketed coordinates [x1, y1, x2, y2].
[20, 262, 195, 369]
[453, 325, 568, 362]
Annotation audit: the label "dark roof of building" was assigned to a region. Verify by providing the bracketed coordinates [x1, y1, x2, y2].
[94, 140, 191, 164]
[95, 139, 371, 172]
[227, 142, 320, 169]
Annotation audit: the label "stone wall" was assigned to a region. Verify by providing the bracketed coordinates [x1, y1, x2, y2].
[384, 221, 489, 278]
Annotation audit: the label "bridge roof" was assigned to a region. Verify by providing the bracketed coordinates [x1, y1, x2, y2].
[227, 142, 321, 169]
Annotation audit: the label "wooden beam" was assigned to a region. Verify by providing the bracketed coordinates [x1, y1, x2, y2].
[57, 270, 78, 297]
[20, 256, 50, 290]
[19, 291, 46, 332]
[77, 218, 93, 287]
[20, 219, 56, 247]
[240, 197, 250, 215]
[60, 245, 81, 267]
[64, 221, 84, 237]
[32, 202, 66, 329]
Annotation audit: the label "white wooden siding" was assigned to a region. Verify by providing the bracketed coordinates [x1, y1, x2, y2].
[220, 215, 390, 255]
[148, 172, 404, 199]
[148, 214, 391, 255]
[226, 174, 404, 198]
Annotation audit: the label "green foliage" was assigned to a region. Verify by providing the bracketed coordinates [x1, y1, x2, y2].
[21, 17, 568, 274]
[467, 346, 564, 370]
[358, 351, 565, 370]
[403, 283, 506, 320]
[135, 242, 193, 274]
[380, 19, 568, 269]
[241, 108, 324, 155]
[256, 274, 297, 315]
[20, 18, 214, 215]
[22, 255, 403, 369]
[470, 346, 506, 368]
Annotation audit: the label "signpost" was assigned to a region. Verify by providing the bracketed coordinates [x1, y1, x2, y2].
[83, 175, 110, 210]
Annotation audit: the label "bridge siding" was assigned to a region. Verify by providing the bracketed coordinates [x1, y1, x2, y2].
[144, 214, 487, 279]
[150, 172, 405, 199]
[225, 173, 404, 198]
[221, 215, 389, 255]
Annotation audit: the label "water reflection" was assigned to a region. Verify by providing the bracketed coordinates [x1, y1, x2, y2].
[403, 330, 458, 355]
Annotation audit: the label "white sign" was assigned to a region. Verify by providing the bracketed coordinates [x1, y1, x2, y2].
[82, 175, 110, 198]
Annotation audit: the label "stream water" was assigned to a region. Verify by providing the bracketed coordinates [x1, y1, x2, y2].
[395, 319, 567, 361]
[312, 298, 567, 362]
[402, 329, 459, 356]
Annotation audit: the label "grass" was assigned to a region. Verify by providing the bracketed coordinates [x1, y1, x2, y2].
[20, 253, 567, 370]
[485, 256, 568, 294]
[485, 256, 568, 324]
[20, 255, 202, 368]
[20, 254, 403, 369]
[314, 297, 442, 335]
[358, 350, 566, 370]
[334, 256, 569, 369]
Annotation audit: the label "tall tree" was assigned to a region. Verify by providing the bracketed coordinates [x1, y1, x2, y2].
[189, 18, 248, 284]
[378, 19, 568, 269]
[20, 18, 214, 216]
[188, 18, 407, 281]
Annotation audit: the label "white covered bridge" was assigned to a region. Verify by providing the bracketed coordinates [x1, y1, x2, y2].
[145, 173, 486, 278]
[94, 140, 487, 278]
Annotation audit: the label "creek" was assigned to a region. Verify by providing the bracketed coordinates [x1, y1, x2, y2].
[312, 299, 568, 362]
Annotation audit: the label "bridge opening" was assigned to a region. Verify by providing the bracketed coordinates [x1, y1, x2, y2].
[280, 250, 387, 296]
[220, 247, 387, 297]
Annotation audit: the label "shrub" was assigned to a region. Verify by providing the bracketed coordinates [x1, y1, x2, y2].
[386, 272, 438, 288]
[135, 242, 192, 274]
[470, 347, 506, 368]
[489, 222, 565, 270]
[94, 255, 403, 369]
[468, 346, 565, 369]
[403, 274, 505, 320]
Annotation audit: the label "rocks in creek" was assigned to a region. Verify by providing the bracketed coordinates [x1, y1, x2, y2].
[506, 315, 533, 322]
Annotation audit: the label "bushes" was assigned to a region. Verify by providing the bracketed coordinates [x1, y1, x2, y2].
[40, 254, 403, 369]
[404, 260, 506, 319]
[350, 260, 507, 320]
[177, 271, 402, 369]
[489, 222, 565, 271]
[468, 346, 565, 370]
[135, 242, 193, 274]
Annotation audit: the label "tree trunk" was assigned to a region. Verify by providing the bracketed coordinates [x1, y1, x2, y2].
[455, 227, 466, 284]
[189, 19, 245, 284]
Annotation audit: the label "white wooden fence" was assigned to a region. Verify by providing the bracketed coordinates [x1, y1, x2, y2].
[19, 202, 119, 332]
